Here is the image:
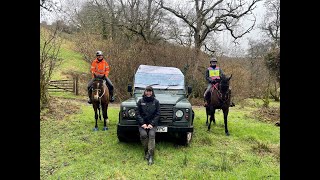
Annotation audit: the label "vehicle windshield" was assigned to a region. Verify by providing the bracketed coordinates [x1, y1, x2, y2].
[134, 65, 185, 90]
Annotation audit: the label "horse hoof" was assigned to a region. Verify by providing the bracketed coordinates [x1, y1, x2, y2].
[103, 127, 108, 131]
[93, 127, 99, 131]
[226, 132, 230, 136]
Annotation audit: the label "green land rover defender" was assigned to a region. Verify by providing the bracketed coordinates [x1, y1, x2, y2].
[117, 65, 194, 146]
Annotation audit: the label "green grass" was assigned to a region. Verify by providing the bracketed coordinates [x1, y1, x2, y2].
[241, 98, 280, 108]
[40, 101, 280, 179]
[48, 92, 87, 101]
[51, 40, 90, 80]
[41, 27, 89, 80]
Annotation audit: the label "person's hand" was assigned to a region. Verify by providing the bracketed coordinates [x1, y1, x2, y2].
[147, 124, 153, 129]
[141, 124, 148, 129]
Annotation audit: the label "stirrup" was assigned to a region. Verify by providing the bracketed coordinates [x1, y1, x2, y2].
[110, 96, 115, 102]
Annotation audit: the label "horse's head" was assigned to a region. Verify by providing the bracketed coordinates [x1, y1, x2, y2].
[92, 78, 105, 101]
[219, 74, 232, 101]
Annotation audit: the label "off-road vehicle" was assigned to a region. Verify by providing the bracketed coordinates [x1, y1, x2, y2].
[117, 65, 194, 145]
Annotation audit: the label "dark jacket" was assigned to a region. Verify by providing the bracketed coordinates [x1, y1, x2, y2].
[136, 95, 160, 126]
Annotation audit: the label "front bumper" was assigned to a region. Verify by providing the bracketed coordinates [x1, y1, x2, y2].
[117, 124, 194, 133]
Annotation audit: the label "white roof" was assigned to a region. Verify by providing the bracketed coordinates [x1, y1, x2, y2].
[136, 64, 184, 75]
[134, 65, 185, 89]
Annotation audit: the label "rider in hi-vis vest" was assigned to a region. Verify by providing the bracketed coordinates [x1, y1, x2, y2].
[87, 50, 115, 104]
[204, 57, 224, 106]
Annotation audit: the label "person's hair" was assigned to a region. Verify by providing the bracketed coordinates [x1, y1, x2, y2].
[143, 86, 155, 98]
[145, 86, 153, 91]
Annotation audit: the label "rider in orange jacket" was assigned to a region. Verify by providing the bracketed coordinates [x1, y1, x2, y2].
[87, 51, 115, 104]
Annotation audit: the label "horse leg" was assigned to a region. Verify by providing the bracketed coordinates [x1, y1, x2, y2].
[206, 106, 209, 126]
[98, 104, 102, 121]
[222, 108, 230, 136]
[208, 108, 215, 131]
[93, 106, 99, 131]
[102, 103, 109, 131]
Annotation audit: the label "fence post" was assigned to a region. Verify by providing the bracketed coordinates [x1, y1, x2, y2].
[73, 77, 76, 94]
[76, 75, 79, 95]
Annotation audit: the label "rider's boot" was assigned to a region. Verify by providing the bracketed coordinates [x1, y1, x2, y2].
[87, 89, 92, 104]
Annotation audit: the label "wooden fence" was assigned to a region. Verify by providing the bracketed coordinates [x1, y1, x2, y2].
[48, 76, 79, 95]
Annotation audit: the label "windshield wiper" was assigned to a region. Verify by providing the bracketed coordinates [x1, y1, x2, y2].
[148, 83, 159, 87]
[165, 84, 179, 90]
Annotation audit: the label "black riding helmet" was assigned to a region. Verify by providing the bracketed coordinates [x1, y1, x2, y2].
[209, 57, 217, 68]
[210, 57, 217, 63]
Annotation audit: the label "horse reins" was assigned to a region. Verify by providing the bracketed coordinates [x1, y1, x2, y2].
[93, 83, 106, 106]
[99, 88, 106, 105]
[212, 83, 230, 105]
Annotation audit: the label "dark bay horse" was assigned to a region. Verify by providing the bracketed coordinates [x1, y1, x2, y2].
[207, 74, 232, 136]
[91, 77, 110, 131]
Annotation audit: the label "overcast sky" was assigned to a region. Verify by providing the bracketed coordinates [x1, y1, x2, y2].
[217, 1, 266, 56]
[40, 0, 267, 56]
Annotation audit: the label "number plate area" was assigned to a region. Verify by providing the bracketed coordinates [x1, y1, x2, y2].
[156, 126, 168, 132]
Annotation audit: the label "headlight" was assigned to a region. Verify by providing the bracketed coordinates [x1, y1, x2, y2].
[128, 109, 136, 117]
[175, 110, 183, 118]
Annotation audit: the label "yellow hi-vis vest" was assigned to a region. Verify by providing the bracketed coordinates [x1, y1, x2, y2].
[208, 67, 220, 80]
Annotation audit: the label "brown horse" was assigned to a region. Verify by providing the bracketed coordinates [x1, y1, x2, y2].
[207, 74, 232, 136]
[91, 77, 110, 131]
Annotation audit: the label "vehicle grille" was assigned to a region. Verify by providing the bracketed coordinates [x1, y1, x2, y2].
[160, 104, 174, 123]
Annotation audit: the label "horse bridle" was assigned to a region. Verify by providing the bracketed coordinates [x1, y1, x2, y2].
[92, 81, 106, 104]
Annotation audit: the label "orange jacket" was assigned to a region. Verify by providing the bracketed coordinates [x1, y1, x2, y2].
[90, 58, 110, 78]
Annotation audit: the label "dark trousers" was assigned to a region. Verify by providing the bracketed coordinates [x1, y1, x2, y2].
[204, 83, 212, 99]
[139, 126, 156, 156]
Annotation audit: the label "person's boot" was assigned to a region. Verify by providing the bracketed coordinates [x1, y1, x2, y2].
[147, 149, 154, 165]
[204, 97, 210, 107]
[204, 99, 208, 107]
[203, 94, 208, 107]
[109, 90, 115, 102]
[148, 155, 153, 165]
[87, 89, 92, 104]
[144, 149, 149, 160]
[230, 102, 235, 107]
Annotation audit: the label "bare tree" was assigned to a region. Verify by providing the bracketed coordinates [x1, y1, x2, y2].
[40, 25, 63, 110]
[118, 0, 165, 43]
[259, 0, 280, 102]
[260, 0, 280, 48]
[40, 0, 57, 12]
[247, 39, 271, 98]
[159, 0, 262, 78]
[40, 0, 63, 19]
